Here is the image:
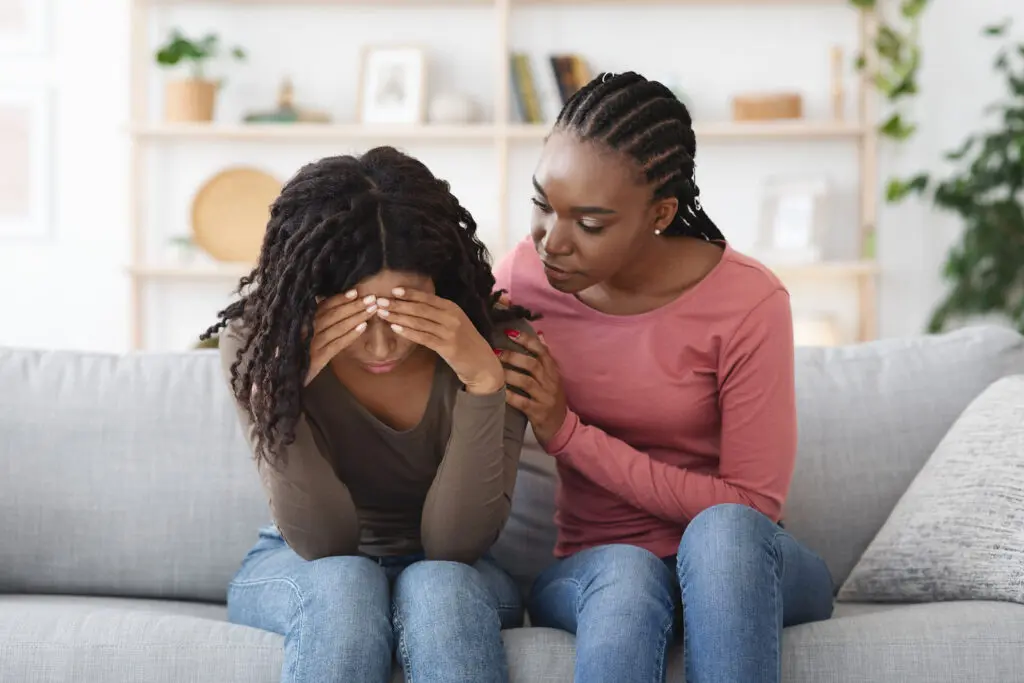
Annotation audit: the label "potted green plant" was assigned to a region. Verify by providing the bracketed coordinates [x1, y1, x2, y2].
[155, 29, 245, 123]
[891, 19, 1024, 333]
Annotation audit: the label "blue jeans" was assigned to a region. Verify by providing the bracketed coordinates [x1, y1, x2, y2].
[527, 504, 834, 683]
[227, 526, 523, 683]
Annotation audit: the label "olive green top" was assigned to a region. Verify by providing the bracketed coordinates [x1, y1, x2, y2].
[219, 318, 529, 564]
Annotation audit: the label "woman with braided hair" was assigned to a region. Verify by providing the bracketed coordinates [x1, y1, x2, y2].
[205, 146, 535, 683]
[494, 72, 834, 682]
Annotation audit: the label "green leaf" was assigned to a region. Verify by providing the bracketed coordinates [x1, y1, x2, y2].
[994, 49, 1009, 71]
[900, 0, 928, 19]
[854, 53, 866, 70]
[880, 112, 917, 140]
[232, 47, 246, 60]
[848, 0, 875, 8]
[944, 136, 976, 161]
[887, 174, 930, 202]
[875, 26, 902, 61]
[984, 19, 1011, 36]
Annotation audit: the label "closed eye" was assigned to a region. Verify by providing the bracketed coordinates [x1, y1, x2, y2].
[531, 197, 552, 213]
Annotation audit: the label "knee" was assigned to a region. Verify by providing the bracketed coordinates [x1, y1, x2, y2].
[578, 545, 676, 612]
[677, 504, 779, 580]
[395, 560, 492, 611]
[394, 560, 503, 630]
[296, 555, 390, 622]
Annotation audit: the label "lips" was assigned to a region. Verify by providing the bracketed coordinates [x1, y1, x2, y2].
[542, 261, 575, 281]
[364, 360, 400, 374]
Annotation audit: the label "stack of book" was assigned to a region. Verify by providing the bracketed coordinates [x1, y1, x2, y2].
[510, 52, 592, 124]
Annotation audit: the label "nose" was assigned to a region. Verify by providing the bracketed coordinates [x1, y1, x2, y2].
[535, 218, 573, 257]
[364, 318, 396, 360]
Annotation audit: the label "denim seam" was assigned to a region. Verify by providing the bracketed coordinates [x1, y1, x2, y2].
[654, 610, 674, 682]
[392, 600, 415, 683]
[229, 577, 308, 683]
[769, 530, 785, 677]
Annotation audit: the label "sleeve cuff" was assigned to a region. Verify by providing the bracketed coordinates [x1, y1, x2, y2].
[543, 409, 579, 455]
[455, 385, 506, 409]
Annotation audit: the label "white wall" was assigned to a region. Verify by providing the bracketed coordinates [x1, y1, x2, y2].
[0, 0, 1020, 351]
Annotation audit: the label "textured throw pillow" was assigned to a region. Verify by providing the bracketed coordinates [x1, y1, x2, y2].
[838, 374, 1024, 604]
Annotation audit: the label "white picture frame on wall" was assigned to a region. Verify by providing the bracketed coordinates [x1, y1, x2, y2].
[0, 87, 52, 238]
[0, 0, 49, 55]
[755, 176, 830, 265]
[357, 45, 427, 125]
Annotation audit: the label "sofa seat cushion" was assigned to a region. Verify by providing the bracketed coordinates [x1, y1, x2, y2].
[4, 596, 1023, 683]
[0, 595, 284, 683]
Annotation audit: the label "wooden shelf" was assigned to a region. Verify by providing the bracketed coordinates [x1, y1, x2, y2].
[128, 259, 877, 281]
[507, 121, 865, 141]
[765, 260, 878, 277]
[142, 0, 844, 5]
[130, 121, 865, 143]
[127, 0, 879, 348]
[129, 122, 500, 142]
[128, 263, 252, 279]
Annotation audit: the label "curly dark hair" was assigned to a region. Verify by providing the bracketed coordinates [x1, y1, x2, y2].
[202, 146, 533, 467]
[554, 71, 725, 242]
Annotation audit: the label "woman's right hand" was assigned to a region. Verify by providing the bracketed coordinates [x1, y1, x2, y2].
[304, 291, 377, 386]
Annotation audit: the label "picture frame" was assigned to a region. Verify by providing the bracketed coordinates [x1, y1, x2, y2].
[0, 0, 49, 55]
[754, 176, 830, 265]
[0, 87, 52, 238]
[357, 45, 427, 125]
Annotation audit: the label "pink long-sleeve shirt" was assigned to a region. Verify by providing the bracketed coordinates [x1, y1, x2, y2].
[494, 237, 797, 560]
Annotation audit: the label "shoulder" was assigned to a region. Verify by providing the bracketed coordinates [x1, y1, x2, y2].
[494, 238, 551, 309]
[489, 316, 537, 353]
[718, 244, 789, 298]
[709, 246, 793, 357]
[216, 318, 254, 377]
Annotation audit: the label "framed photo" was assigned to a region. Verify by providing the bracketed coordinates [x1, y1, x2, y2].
[755, 176, 830, 265]
[0, 87, 51, 238]
[0, 0, 48, 55]
[357, 46, 427, 125]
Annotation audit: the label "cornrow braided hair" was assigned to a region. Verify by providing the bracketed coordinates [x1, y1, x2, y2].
[201, 146, 535, 466]
[555, 71, 725, 242]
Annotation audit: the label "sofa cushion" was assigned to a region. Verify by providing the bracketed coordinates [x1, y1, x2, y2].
[0, 595, 283, 683]
[494, 326, 1024, 590]
[838, 374, 1024, 603]
[782, 325, 1024, 587]
[0, 348, 269, 602]
[4, 596, 1021, 683]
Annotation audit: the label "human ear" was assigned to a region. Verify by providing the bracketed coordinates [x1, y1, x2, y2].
[651, 197, 678, 233]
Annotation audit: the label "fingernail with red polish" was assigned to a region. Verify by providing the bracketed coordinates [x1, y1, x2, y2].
[505, 329, 520, 339]
[493, 348, 503, 356]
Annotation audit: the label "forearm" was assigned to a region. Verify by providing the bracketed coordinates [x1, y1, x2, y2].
[219, 324, 361, 560]
[548, 411, 783, 524]
[243, 410, 362, 561]
[420, 389, 525, 563]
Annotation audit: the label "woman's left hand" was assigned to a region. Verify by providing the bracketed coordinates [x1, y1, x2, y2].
[499, 330, 568, 446]
[381, 288, 504, 395]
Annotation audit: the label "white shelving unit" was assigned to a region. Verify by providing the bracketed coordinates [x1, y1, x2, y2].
[126, 0, 879, 350]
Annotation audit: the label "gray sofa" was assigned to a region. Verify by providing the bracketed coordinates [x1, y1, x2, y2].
[2, 325, 1024, 682]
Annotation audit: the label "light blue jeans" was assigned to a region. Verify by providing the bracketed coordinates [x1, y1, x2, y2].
[227, 526, 523, 683]
[528, 504, 834, 683]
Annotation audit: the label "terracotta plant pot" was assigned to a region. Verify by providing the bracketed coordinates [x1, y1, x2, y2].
[164, 79, 217, 122]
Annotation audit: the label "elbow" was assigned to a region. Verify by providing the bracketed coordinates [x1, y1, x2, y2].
[422, 538, 490, 565]
[277, 525, 361, 562]
[421, 511, 509, 565]
[743, 491, 783, 523]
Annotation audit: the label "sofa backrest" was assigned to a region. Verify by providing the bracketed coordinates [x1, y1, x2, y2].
[2, 325, 1023, 602]
[492, 325, 1024, 590]
[0, 348, 267, 603]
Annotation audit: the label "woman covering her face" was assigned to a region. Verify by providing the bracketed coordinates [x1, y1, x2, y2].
[495, 72, 835, 683]
[206, 146, 535, 683]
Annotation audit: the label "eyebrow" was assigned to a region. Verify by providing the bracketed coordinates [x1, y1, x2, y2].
[532, 176, 617, 215]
